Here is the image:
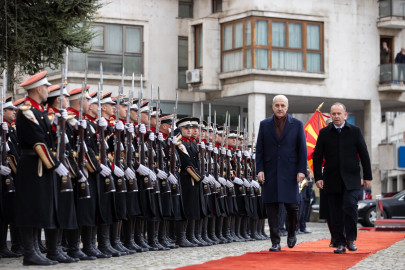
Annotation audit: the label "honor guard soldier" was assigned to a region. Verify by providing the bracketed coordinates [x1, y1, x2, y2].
[0, 97, 22, 258]
[15, 71, 71, 266]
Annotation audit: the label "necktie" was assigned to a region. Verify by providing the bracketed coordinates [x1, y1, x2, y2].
[337, 128, 342, 134]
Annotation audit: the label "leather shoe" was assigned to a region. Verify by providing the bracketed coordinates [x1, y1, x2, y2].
[287, 236, 297, 248]
[279, 230, 288, 237]
[346, 241, 357, 251]
[300, 229, 311, 234]
[334, 245, 346, 254]
[269, 243, 281, 252]
[329, 238, 337, 248]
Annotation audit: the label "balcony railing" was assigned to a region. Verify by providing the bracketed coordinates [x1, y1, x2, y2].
[380, 63, 405, 84]
[379, 0, 405, 18]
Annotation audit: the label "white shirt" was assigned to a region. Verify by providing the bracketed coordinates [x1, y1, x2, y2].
[333, 121, 345, 130]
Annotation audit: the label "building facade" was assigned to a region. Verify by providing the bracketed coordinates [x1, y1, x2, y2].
[15, 0, 405, 196]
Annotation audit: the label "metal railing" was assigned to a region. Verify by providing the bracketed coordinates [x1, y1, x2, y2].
[379, 63, 405, 84]
[379, 0, 405, 18]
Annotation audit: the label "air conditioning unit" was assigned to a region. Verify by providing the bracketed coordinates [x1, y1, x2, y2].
[186, 69, 201, 84]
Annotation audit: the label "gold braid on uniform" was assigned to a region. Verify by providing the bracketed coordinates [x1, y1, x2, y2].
[34, 143, 55, 169]
[186, 166, 203, 182]
[7, 155, 17, 174]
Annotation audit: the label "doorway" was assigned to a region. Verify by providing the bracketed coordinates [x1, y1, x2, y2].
[380, 36, 394, 64]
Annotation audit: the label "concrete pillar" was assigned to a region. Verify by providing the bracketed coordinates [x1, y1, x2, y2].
[248, 93, 266, 138]
[398, 175, 404, 191]
[364, 99, 382, 198]
[387, 177, 394, 192]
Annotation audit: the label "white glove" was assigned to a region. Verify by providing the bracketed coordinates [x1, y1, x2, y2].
[100, 163, 112, 177]
[0, 165, 11, 176]
[149, 171, 157, 182]
[249, 148, 253, 156]
[78, 171, 87, 183]
[207, 143, 213, 151]
[115, 121, 124, 131]
[237, 151, 242, 158]
[227, 150, 232, 157]
[158, 132, 164, 142]
[208, 174, 216, 184]
[213, 147, 218, 155]
[98, 117, 108, 130]
[5, 142, 9, 152]
[169, 136, 177, 145]
[167, 173, 178, 185]
[125, 123, 134, 133]
[213, 179, 221, 188]
[218, 177, 227, 186]
[53, 113, 61, 125]
[252, 180, 260, 189]
[221, 148, 226, 155]
[199, 141, 205, 149]
[75, 120, 87, 130]
[136, 164, 150, 175]
[243, 178, 251, 188]
[139, 124, 146, 134]
[61, 110, 68, 121]
[233, 177, 243, 185]
[244, 151, 250, 158]
[114, 166, 125, 177]
[55, 163, 69, 177]
[125, 167, 136, 179]
[252, 153, 256, 160]
[226, 180, 234, 188]
[157, 168, 168, 179]
[1, 123, 7, 131]
[202, 176, 210, 184]
[148, 132, 155, 141]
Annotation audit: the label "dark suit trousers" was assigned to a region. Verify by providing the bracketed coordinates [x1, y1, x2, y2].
[266, 203, 299, 244]
[278, 204, 287, 231]
[328, 186, 359, 246]
[298, 200, 311, 230]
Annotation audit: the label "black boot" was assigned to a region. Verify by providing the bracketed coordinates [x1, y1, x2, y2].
[110, 222, 131, 255]
[37, 228, 48, 253]
[134, 220, 157, 251]
[45, 229, 76, 263]
[97, 225, 123, 257]
[234, 216, 246, 242]
[201, 217, 215, 245]
[167, 221, 176, 243]
[20, 227, 56, 266]
[241, 217, 254, 241]
[0, 222, 21, 258]
[195, 219, 211, 246]
[186, 219, 203, 246]
[121, 219, 142, 253]
[10, 224, 25, 255]
[261, 219, 270, 239]
[175, 221, 196, 247]
[249, 219, 261, 240]
[222, 217, 234, 243]
[81, 226, 110, 258]
[32, 228, 56, 264]
[153, 222, 170, 250]
[61, 230, 68, 252]
[57, 229, 79, 262]
[146, 221, 164, 250]
[230, 216, 242, 242]
[215, 217, 227, 244]
[208, 217, 220, 244]
[66, 228, 96, 261]
[158, 220, 178, 249]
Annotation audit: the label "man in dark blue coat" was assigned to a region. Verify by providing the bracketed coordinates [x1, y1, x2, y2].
[256, 95, 307, 252]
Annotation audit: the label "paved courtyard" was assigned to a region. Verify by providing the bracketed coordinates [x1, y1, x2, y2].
[1, 223, 403, 270]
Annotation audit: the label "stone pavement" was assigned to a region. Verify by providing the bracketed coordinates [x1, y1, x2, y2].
[1, 223, 403, 270]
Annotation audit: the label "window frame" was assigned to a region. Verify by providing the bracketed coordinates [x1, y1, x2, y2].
[220, 17, 323, 72]
[213, 0, 222, 13]
[69, 23, 144, 74]
[178, 36, 189, 89]
[179, 0, 193, 18]
[195, 25, 203, 69]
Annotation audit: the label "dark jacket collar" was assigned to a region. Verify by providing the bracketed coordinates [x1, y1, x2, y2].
[327, 120, 351, 130]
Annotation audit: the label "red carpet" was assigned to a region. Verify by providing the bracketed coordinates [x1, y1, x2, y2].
[175, 232, 405, 270]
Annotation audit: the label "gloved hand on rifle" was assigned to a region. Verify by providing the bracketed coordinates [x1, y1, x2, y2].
[237, 151, 242, 158]
[158, 132, 164, 142]
[226, 180, 234, 188]
[221, 148, 226, 155]
[213, 147, 218, 155]
[139, 124, 147, 134]
[114, 166, 125, 177]
[55, 163, 69, 177]
[213, 179, 221, 188]
[168, 136, 177, 145]
[251, 180, 260, 189]
[148, 132, 155, 141]
[136, 164, 150, 176]
[115, 121, 124, 131]
[227, 150, 232, 157]
[217, 176, 227, 186]
[156, 168, 168, 179]
[78, 171, 87, 183]
[149, 171, 157, 182]
[125, 123, 134, 133]
[167, 173, 178, 185]
[252, 153, 256, 160]
[243, 151, 250, 158]
[98, 117, 108, 130]
[1, 122, 7, 131]
[199, 141, 205, 149]
[125, 168, 136, 180]
[233, 177, 243, 186]
[207, 143, 213, 151]
[99, 163, 112, 177]
[202, 176, 211, 184]
[0, 165, 11, 176]
[75, 119, 87, 130]
[54, 110, 68, 126]
[243, 178, 251, 188]
[208, 174, 216, 185]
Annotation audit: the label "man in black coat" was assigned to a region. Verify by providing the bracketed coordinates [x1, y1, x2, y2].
[313, 102, 372, 254]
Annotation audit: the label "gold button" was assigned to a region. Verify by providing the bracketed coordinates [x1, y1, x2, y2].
[11, 130, 13, 132]
[50, 148, 52, 150]
[17, 143, 19, 145]
[71, 136, 73, 138]
[89, 136, 90, 139]
[47, 132, 49, 134]
[87, 131, 89, 134]
[41, 117, 43, 119]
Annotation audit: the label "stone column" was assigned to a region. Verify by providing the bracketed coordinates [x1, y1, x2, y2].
[248, 93, 266, 138]
[387, 177, 394, 192]
[398, 174, 404, 192]
[364, 99, 382, 198]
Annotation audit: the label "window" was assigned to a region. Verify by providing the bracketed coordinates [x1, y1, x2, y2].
[179, 0, 193, 18]
[213, 0, 222, 13]
[221, 17, 323, 73]
[195, 25, 203, 68]
[160, 102, 192, 119]
[178, 37, 188, 89]
[70, 24, 143, 74]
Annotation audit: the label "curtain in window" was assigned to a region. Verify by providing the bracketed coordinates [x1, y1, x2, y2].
[178, 70, 187, 88]
[256, 49, 268, 68]
[224, 25, 232, 50]
[234, 22, 243, 48]
[178, 39, 188, 68]
[88, 53, 122, 72]
[223, 51, 243, 72]
[272, 22, 286, 47]
[245, 49, 251, 68]
[107, 25, 123, 53]
[245, 20, 251, 46]
[125, 56, 142, 74]
[288, 23, 302, 48]
[126, 28, 141, 53]
[198, 28, 203, 67]
[272, 51, 303, 71]
[91, 26, 104, 50]
[307, 53, 321, 72]
[256, 20, 268, 46]
[307, 25, 320, 50]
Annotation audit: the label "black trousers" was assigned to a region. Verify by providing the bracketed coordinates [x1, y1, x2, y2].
[265, 203, 298, 245]
[328, 186, 359, 246]
[298, 200, 311, 230]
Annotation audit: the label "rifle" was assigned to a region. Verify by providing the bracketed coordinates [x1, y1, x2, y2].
[219, 111, 227, 179]
[148, 84, 160, 194]
[206, 104, 217, 194]
[98, 65, 115, 193]
[242, 118, 254, 197]
[1, 70, 15, 193]
[138, 75, 153, 191]
[156, 87, 170, 194]
[251, 122, 261, 196]
[212, 111, 223, 198]
[235, 116, 246, 196]
[200, 103, 210, 196]
[125, 73, 138, 192]
[169, 93, 180, 196]
[114, 68, 127, 193]
[225, 114, 235, 197]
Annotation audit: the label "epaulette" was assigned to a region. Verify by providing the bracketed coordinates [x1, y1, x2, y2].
[177, 143, 189, 156]
[176, 133, 182, 146]
[20, 105, 31, 111]
[67, 115, 75, 120]
[48, 114, 55, 122]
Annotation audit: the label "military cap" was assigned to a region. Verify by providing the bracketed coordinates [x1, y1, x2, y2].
[48, 84, 70, 98]
[201, 120, 207, 130]
[13, 97, 25, 109]
[88, 91, 98, 105]
[177, 117, 193, 128]
[68, 86, 91, 101]
[161, 114, 174, 125]
[140, 101, 150, 113]
[100, 92, 116, 104]
[150, 107, 162, 117]
[3, 96, 17, 109]
[189, 117, 199, 127]
[216, 126, 224, 135]
[228, 130, 238, 138]
[20, 71, 51, 90]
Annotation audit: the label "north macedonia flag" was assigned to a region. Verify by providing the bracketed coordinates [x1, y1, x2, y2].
[304, 103, 329, 174]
